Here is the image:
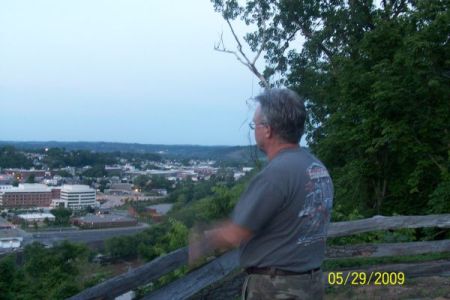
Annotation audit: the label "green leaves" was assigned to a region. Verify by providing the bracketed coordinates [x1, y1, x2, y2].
[0, 146, 33, 169]
[213, 0, 449, 217]
[0, 242, 89, 300]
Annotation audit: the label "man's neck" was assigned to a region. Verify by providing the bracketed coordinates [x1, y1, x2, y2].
[266, 143, 300, 161]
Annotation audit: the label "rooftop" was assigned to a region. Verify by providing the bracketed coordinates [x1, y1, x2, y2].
[61, 185, 95, 193]
[0, 229, 24, 240]
[2, 184, 51, 193]
[17, 213, 55, 220]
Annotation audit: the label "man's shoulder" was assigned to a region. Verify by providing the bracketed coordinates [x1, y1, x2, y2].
[269, 148, 314, 170]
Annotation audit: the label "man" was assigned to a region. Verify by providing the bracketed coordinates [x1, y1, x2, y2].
[189, 88, 333, 299]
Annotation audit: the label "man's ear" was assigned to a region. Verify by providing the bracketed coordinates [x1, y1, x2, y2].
[265, 126, 273, 139]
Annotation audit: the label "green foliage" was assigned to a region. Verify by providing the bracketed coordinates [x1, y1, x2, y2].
[203, 183, 246, 220]
[166, 218, 189, 250]
[105, 235, 139, 260]
[167, 177, 249, 227]
[81, 164, 107, 178]
[0, 256, 22, 300]
[328, 228, 417, 246]
[167, 180, 212, 205]
[43, 148, 116, 169]
[133, 175, 173, 192]
[0, 146, 33, 169]
[0, 242, 90, 300]
[25, 174, 35, 183]
[213, 0, 450, 219]
[55, 170, 73, 177]
[50, 207, 72, 226]
[135, 266, 188, 298]
[105, 220, 188, 261]
[133, 175, 152, 191]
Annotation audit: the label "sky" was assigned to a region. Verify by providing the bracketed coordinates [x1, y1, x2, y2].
[0, 0, 270, 146]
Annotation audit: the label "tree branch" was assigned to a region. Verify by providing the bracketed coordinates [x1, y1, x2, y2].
[214, 18, 270, 88]
[300, 25, 334, 60]
[226, 19, 252, 65]
[412, 135, 447, 174]
[393, 0, 407, 18]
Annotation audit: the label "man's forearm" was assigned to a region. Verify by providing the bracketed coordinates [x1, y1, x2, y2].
[205, 222, 250, 249]
[188, 220, 252, 265]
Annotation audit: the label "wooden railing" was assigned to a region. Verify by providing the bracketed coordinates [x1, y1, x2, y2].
[68, 214, 450, 300]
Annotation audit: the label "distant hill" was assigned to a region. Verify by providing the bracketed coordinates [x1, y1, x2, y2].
[0, 141, 263, 162]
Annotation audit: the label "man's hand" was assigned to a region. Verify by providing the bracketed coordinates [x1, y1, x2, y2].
[188, 227, 211, 265]
[188, 220, 252, 266]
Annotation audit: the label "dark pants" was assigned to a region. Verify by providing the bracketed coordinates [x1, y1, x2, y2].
[242, 270, 324, 300]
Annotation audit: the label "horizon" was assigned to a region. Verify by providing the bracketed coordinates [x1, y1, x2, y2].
[0, 139, 252, 148]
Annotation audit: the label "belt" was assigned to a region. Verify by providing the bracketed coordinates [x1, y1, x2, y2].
[245, 267, 321, 276]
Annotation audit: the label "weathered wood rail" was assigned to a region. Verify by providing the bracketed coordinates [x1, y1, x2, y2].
[68, 214, 450, 300]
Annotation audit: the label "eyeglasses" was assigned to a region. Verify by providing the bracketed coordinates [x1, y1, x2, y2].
[249, 121, 267, 130]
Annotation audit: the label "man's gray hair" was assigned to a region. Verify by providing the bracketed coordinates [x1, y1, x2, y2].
[255, 88, 306, 144]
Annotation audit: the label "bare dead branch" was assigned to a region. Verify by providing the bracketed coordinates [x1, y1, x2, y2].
[226, 19, 253, 66]
[214, 18, 270, 88]
[214, 32, 252, 68]
[215, 47, 250, 67]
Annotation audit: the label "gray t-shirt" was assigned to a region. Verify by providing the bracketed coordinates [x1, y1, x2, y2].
[232, 147, 333, 273]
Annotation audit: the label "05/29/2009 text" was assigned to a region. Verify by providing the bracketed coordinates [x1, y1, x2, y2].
[328, 271, 405, 285]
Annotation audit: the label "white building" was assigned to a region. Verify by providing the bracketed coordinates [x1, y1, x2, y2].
[0, 229, 23, 249]
[0, 185, 14, 191]
[60, 185, 97, 210]
[17, 213, 56, 223]
[51, 199, 68, 208]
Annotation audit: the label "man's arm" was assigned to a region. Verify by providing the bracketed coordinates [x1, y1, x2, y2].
[188, 220, 252, 265]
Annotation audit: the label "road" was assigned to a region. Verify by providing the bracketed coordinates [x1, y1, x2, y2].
[22, 223, 150, 246]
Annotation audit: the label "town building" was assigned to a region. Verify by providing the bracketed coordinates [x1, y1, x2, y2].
[105, 183, 133, 195]
[17, 213, 55, 224]
[0, 229, 23, 250]
[72, 213, 137, 229]
[2, 168, 49, 182]
[60, 185, 97, 210]
[51, 199, 68, 208]
[0, 184, 53, 208]
[0, 217, 22, 249]
[0, 175, 13, 185]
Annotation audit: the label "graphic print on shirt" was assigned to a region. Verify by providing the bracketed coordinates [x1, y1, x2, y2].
[297, 163, 333, 246]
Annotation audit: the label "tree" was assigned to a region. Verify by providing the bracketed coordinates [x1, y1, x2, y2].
[25, 174, 35, 183]
[56, 170, 73, 178]
[212, 0, 450, 218]
[133, 175, 152, 192]
[0, 146, 33, 168]
[82, 164, 107, 178]
[0, 241, 90, 299]
[21, 242, 89, 299]
[0, 256, 21, 299]
[50, 208, 72, 226]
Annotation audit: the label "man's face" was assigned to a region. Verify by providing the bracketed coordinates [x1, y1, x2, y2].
[253, 105, 267, 152]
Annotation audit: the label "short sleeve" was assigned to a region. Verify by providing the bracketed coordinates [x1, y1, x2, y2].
[231, 172, 285, 232]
